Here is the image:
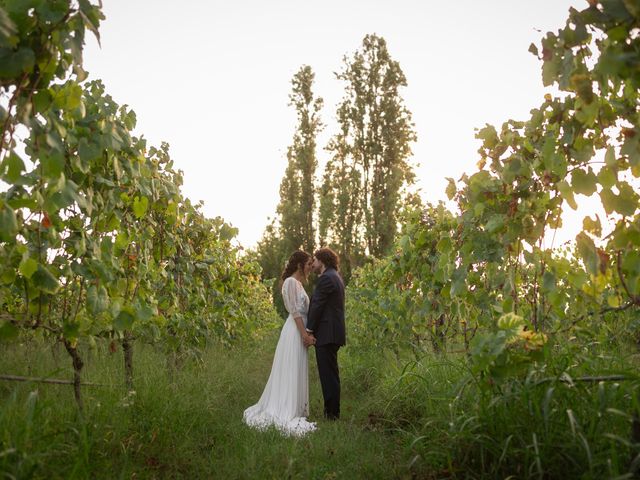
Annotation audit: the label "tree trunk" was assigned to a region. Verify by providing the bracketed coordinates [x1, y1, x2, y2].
[63, 339, 84, 411]
[432, 314, 446, 353]
[122, 331, 134, 391]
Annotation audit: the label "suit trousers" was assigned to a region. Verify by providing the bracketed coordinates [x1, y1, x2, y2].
[315, 343, 340, 419]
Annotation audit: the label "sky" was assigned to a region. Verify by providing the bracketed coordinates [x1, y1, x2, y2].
[82, 0, 595, 249]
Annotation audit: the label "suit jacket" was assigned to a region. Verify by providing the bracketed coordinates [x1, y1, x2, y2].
[307, 268, 346, 347]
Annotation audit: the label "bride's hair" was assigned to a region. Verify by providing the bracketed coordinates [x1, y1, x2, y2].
[281, 250, 311, 282]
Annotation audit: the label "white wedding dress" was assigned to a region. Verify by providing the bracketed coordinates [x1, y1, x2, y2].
[243, 276, 317, 436]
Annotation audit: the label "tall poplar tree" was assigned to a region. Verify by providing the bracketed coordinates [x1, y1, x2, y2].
[277, 65, 324, 255]
[320, 34, 417, 263]
[319, 106, 365, 279]
[256, 65, 323, 307]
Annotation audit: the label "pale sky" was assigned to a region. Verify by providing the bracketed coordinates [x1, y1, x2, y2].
[82, 0, 594, 249]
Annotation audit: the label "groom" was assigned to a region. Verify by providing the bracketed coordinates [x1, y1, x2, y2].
[305, 247, 346, 420]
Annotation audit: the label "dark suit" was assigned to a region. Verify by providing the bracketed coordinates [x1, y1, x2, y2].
[307, 267, 345, 419]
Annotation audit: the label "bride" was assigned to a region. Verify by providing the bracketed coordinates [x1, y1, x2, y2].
[243, 250, 317, 436]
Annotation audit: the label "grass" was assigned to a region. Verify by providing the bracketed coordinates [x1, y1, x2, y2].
[1, 333, 640, 479]
[0, 335, 412, 479]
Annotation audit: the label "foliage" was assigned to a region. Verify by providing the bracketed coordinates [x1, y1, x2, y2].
[469, 312, 547, 385]
[340, 1, 640, 476]
[0, 0, 277, 405]
[258, 34, 419, 285]
[362, 338, 640, 479]
[276, 65, 323, 256]
[347, 204, 459, 356]
[349, 0, 640, 355]
[255, 66, 323, 315]
[320, 34, 417, 274]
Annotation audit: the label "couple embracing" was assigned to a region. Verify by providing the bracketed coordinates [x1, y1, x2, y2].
[243, 247, 346, 436]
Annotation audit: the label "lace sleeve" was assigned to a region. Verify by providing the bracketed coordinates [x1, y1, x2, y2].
[282, 277, 303, 316]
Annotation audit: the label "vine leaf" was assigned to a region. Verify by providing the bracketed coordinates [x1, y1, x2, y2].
[576, 232, 599, 276]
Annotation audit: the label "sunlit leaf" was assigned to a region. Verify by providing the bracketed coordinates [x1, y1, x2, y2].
[18, 258, 37, 279]
[576, 232, 599, 276]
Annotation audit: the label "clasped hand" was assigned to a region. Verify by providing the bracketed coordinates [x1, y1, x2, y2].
[303, 333, 316, 348]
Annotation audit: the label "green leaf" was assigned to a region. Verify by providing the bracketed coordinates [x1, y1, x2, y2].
[399, 235, 410, 253]
[450, 268, 466, 297]
[134, 302, 155, 323]
[78, 0, 103, 46]
[605, 146, 617, 167]
[607, 295, 620, 308]
[78, 138, 102, 164]
[474, 202, 485, 217]
[601, 0, 635, 21]
[33, 89, 52, 113]
[1, 268, 16, 284]
[576, 232, 599, 276]
[615, 183, 639, 216]
[622, 134, 640, 167]
[40, 152, 65, 179]
[597, 166, 617, 189]
[575, 97, 598, 125]
[114, 307, 135, 331]
[600, 184, 638, 216]
[571, 168, 598, 196]
[132, 196, 148, 219]
[0, 320, 18, 341]
[0, 203, 18, 241]
[0, 7, 18, 49]
[114, 232, 129, 252]
[45, 179, 81, 212]
[445, 177, 457, 200]
[544, 152, 567, 177]
[497, 312, 524, 332]
[582, 215, 602, 237]
[63, 321, 80, 340]
[18, 258, 37, 279]
[53, 82, 82, 110]
[31, 264, 60, 293]
[558, 180, 577, 210]
[541, 271, 556, 292]
[485, 215, 505, 233]
[45, 132, 63, 152]
[600, 188, 616, 215]
[571, 75, 595, 105]
[1, 152, 25, 183]
[436, 236, 452, 253]
[0, 47, 35, 78]
[112, 156, 121, 180]
[622, 250, 640, 275]
[470, 331, 507, 374]
[476, 124, 499, 149]
[542, 55, 560, 87]
[219, 223, 238, 241]
[87, 284, 109, 315]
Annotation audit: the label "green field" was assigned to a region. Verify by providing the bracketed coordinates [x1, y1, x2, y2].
[0, 336, 412, 479]
[2, 332, 639, 479]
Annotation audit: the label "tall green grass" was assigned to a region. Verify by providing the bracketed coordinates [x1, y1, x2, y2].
[0, 337, 408, 479]
[1, 335, 639, 478]
[355, 339, 640, 479]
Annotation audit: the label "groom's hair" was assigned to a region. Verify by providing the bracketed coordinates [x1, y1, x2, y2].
[314, 248, 339, 271]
